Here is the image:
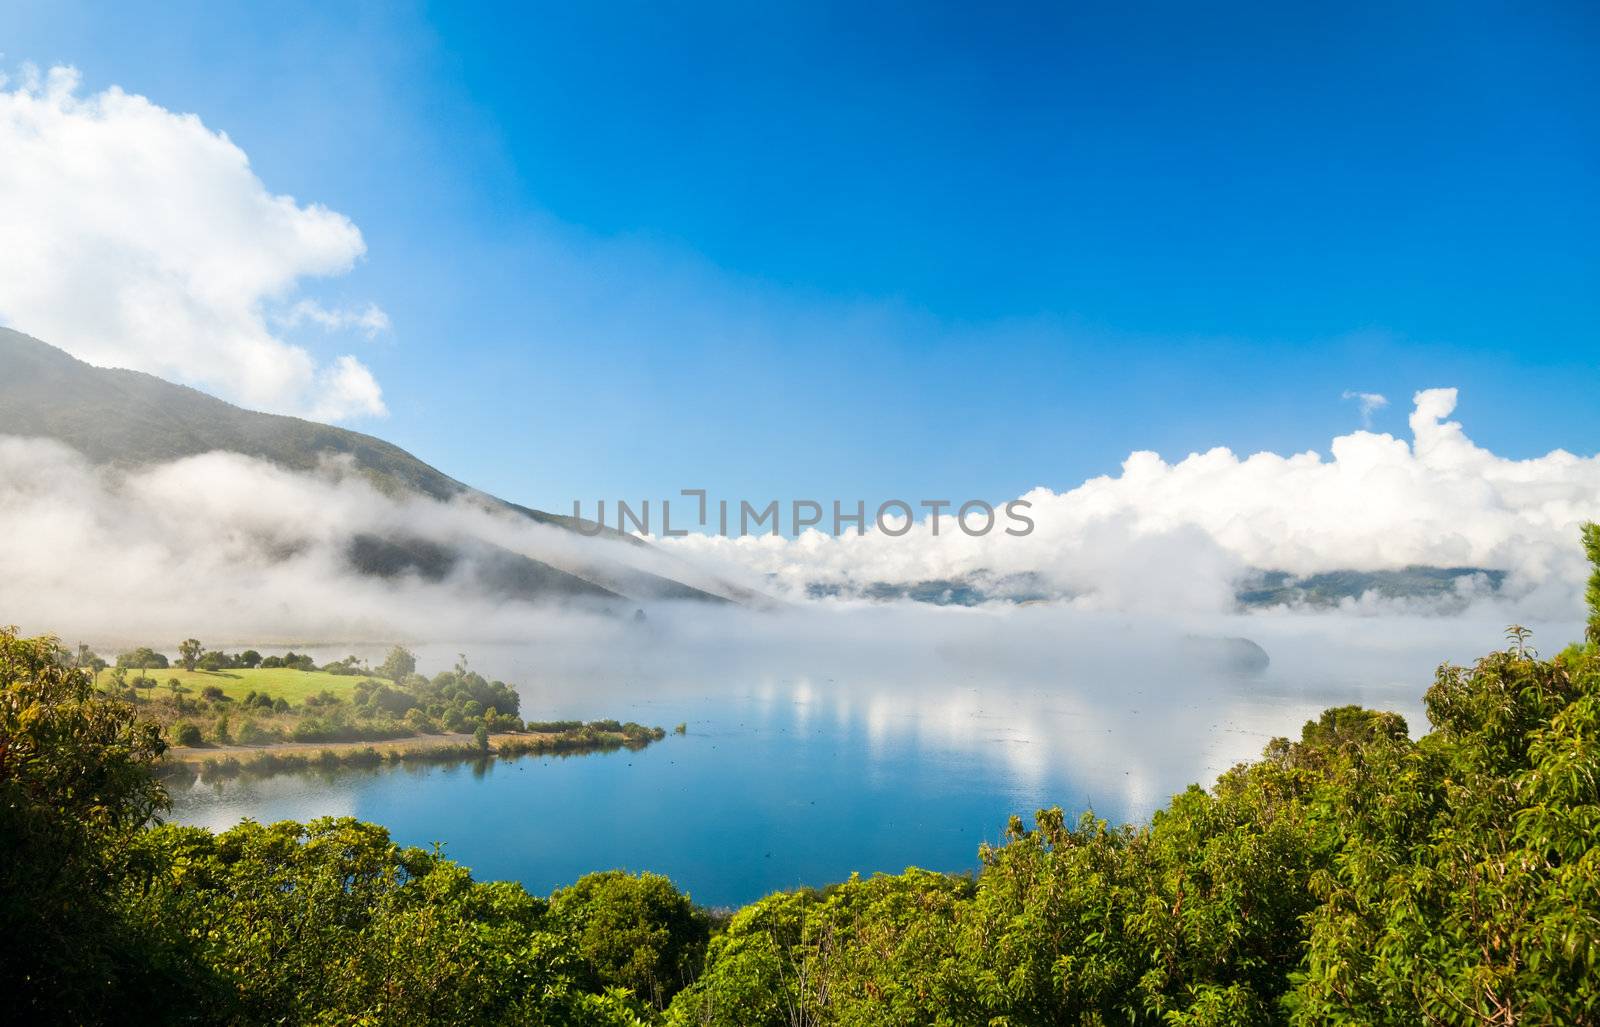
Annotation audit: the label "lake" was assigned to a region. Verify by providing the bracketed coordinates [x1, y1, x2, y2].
[166, 604, 1557, 907]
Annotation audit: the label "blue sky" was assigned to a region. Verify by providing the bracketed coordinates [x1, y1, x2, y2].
[3, 1, 1596, 516]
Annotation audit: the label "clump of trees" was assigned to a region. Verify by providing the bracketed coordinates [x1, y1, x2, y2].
[348, 650, 524, 734]
[6, 527, 1600, 1024]
[114, 645, 168, 670]
[109, 641, 297, 675]
[259, 651, 316, 670]
[320, 654, 366, 675]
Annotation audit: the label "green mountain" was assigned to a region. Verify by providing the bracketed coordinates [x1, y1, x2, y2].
[0, 327, 732, 605]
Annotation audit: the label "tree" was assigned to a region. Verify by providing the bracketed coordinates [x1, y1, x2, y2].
[198, 650, 235, 671]
[133, 818, 647, 1025]
[0, 629, 652, 1026]
[551, 870, 711, 1008]
[114, 646, 168, 670]
[0, 627, 170, 1021]
[238, 649, 262, 669]
[378, 645, 416, 682]
[178, 638, 203, 672]
[1584, 521, 1600, 644]
[472, 722, 490, 754]
[75, 644, 107, 672]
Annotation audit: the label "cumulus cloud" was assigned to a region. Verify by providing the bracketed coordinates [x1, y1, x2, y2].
[1342, 390, 1389, 426]
[0, 65, 387, 419]
[658, 389, 1600, 619]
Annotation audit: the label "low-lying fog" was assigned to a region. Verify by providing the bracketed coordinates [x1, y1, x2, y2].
[396, 601, 1587, 806]
[165, 603, 1580, 905]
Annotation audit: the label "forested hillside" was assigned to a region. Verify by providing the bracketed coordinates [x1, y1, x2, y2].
[3, 530, 1599, 1025]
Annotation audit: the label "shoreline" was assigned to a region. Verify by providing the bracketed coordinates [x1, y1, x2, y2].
[165, 728, 547, 762]
[158, 726, 665, 779]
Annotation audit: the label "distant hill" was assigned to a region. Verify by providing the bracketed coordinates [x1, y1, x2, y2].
[0, 327, 735, 605]
[1233, 566, 1506, 609]
[802, 565, 1507, 610]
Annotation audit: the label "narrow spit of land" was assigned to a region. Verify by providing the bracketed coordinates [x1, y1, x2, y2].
[166, 728, 585, 762]
[90, 646, 673, 778]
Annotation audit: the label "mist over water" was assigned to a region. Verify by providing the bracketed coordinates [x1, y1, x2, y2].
[167, 604, 1576, 906]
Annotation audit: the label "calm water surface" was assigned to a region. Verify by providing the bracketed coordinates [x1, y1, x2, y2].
[167, 607, 1535, 906]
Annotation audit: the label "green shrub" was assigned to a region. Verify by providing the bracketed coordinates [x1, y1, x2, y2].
[551, 870, 710, 1009]
[236, 720, 274, 746]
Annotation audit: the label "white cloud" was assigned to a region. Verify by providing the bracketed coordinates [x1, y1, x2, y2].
[1342, 390, 1389, 426]
[310, 355, 387, 422]
[279, 299, 391, 338]
[0, 435, 695, 643]
[658, 389, 1600, 619]
[0, 65, 387, 419]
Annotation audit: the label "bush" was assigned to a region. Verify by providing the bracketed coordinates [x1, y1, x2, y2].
[236, 720, 274, 746]
[173, 722, 204, 747]
[527, 720, 584, 733]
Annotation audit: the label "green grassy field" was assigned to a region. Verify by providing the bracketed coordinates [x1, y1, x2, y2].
[99, 665, 364, 703]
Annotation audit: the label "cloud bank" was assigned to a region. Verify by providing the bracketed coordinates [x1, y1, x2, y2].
[0, 387, 1593, 649]
[0, 65, 386, 420]
[0, 436, 686, 645]
[659, 389, 1600, 620]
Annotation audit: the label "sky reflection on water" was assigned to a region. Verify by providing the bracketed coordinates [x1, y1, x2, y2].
[167, 606, 1573, 906]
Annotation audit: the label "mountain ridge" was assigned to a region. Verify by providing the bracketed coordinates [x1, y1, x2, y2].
[0, 327, 734, 605]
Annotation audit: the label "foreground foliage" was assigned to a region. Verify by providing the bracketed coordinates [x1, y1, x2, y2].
[3, 533, 1599, 1024]
[666, 642, 1600, 1027]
